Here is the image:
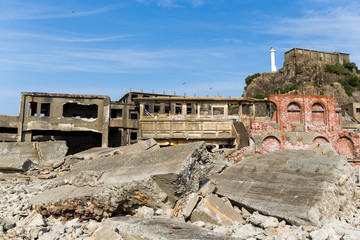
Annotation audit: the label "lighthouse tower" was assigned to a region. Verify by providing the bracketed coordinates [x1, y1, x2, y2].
[270, 47, 277, 72]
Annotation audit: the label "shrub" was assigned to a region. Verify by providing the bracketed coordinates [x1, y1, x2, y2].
[251, 93, 269, 99]
[245, 73, 260, 86]
[312, 82, 321, 88]
[343, 62, 358, 72]
[325, 64, 351, 76]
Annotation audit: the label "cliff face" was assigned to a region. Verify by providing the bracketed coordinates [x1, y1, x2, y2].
[242, 56, 360, 106]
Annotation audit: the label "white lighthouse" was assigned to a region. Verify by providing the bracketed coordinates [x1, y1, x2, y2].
[270, 47, 277, 72]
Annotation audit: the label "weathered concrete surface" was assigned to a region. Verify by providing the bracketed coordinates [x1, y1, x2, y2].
[0, 141, 68, 166]
[30, 141, 213, 220]
[0, 158, 33, 172]
[190, 194, 244, 226]
[103, 216, 236, 239]
[171, 193, 199, 220]
[210, 149, 355, 226]
[70, 138, 158, 160]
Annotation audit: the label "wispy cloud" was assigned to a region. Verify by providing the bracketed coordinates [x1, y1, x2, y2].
[0, 1, 121, 21]
[136, 0, 204, 8]
[2, 31, 133, 43]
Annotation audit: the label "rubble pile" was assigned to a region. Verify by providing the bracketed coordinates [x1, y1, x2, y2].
[0, 140, 359, 239]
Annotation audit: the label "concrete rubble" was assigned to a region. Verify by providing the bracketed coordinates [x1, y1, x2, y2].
[210, 148, 355, 226]
[30, 141, 213, 220]
[0, 141, 68, 172]
[0, 140, 359, 239]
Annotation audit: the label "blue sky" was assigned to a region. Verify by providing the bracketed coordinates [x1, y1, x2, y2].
[1, 0, 360, 115]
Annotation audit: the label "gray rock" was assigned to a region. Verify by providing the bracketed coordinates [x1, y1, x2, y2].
[103, 216, 235, 239]
[135, 206, 155, 218]
[308, 142, 338, 156]
[232, 224, 262, 239]
[17, 211, 46, 227]
[190, 194, 244, 226]
[171, 193, 199, 219]
[30, 142, 214, 220]
[248, 211, 279, 229]
[210, 149, 355, 226]
[92, 226, 122, 240]
[197, 180, 216, 197]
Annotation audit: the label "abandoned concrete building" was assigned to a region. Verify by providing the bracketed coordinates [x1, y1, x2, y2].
[136, 96, 269, 148]
[0, 91, 174, 154]
[0, 91, 359, 159]
[284, 48, 350, 65]
[250, 94, 360, 159]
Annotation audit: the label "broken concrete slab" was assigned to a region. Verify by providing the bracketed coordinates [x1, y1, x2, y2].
[190, 194, 244, 226]
[30, 141, 214, 220]
[171, 193, 199, 220]
[308, 142, 338, 156]
[210, 149, 355, 226]
[103, 216, 236, 239]
[0, 141, 68, 167]
[0, 158, 33, 172]
[70, 138, 158, 161]
[92, 226, 122, 240]
[17, 211, 46, 227]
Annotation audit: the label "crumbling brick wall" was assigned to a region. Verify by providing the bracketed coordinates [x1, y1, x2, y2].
[250, 94, 360, 159]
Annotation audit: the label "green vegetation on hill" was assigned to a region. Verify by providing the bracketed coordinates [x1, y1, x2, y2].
[244, 73, 260, 90]
[325, 62, 360, 96]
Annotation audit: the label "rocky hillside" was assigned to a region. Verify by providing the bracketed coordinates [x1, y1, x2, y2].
[242, 56, 360, 106]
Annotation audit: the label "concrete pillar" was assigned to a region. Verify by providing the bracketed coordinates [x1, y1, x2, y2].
[270, 47, 277, 72]
[182, 102, 186, 117]
[224, 104, 228, 119]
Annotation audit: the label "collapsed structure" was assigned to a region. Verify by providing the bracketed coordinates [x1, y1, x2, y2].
[0, 91, 359, 159]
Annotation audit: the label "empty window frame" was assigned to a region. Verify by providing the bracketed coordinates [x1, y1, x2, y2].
[200, 103, 211, 115]
[111, 109, 123, 118]
[63, 103, 98, 118]
[129, 111, 138, 120]
[28, 102, 38, 117]
[40, 103, 50, 117]
[174, 103, 182, 115]
[356, 108, 360, 113]
[287, 102, 301, 123]
[241, 104, 254, 116]
[130, 132, 137, 140]
[212, 106, 225, 115]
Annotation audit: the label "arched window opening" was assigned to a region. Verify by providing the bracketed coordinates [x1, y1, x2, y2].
[287, 102, 301, 123]
[312, 103, 325, 125]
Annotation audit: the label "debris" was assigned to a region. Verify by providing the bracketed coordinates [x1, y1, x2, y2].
[103, 216, 235, 239]
[171, 193, 199, 220]
[190, 194, 244, 226]
[30, 142, 213, 220]
[210, 149, 355, 226]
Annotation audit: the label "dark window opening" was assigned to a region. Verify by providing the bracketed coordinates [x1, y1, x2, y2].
[40, 103, 50, 117]
[111, 109, 123, 118]
[187, 103, 193, 114]
[63, 103, 98, 118]
[130, 132, 137, 140]
[164, 103, 170, 114]
[356, 108, 360, 113]
[0, 127, 18, 134]
[130, 112, 138, 120]
[154, 105, 160, 113]
[175, 103, 182, 114]
[144, 105, 149, 111]
[28, 102, 38, 116]
[213, 107, 225, 115]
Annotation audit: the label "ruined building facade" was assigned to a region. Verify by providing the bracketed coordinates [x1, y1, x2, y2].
[0, 92, 359, 159]
[284, 48, 350, 65]
[250, 94, 360, 159]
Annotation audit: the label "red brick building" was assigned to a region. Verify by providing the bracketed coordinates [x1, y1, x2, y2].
[250, 94, 360, 159]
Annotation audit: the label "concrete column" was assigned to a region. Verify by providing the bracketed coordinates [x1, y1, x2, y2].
[101, 98, 110, 147]
[224, 104, 228, 119]
[182, 102, 186, 117]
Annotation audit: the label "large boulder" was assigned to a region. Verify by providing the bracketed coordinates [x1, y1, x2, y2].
[30, 141, 213, 220]
[210, 149, 355, 226]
